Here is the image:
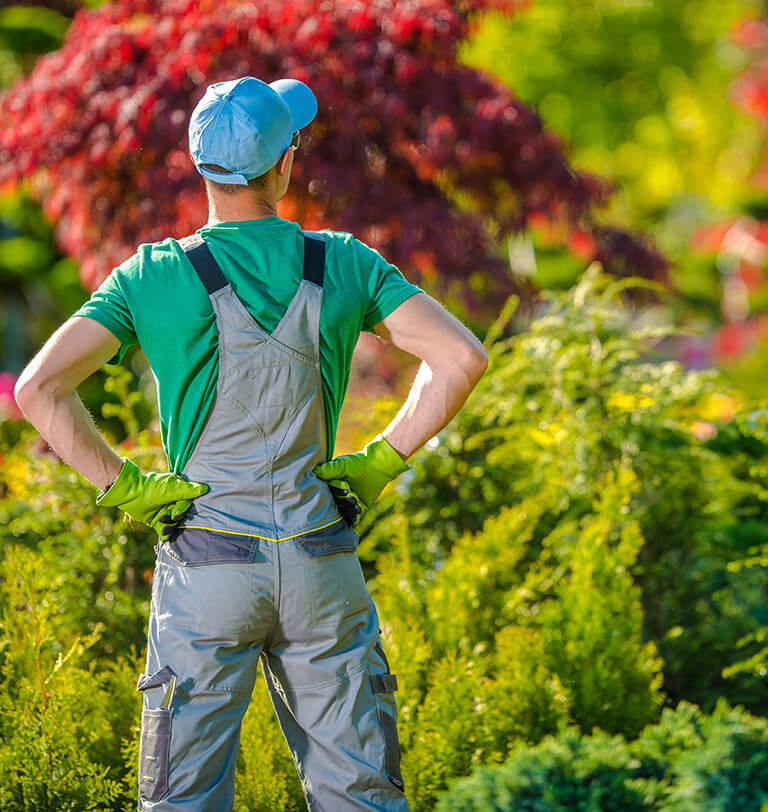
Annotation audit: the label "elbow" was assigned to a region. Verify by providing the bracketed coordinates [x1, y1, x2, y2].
[13, 371, 38, 417]
[459, 340, 488, 385]
[13, 368, 54, 419]
[439, 340, 487, 390]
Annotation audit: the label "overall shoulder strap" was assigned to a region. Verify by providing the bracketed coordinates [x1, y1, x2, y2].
[301, 231, 326, 288]
[179, 234, 228, 294]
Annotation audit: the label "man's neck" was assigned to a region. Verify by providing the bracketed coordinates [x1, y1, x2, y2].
[206, 196, 279, 225]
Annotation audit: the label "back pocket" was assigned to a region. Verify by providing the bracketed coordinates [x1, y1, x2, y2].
[296, 524, 369, 627]
[164, 527, 254, 566]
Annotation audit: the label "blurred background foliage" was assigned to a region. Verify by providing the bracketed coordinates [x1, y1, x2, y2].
[461, 0, 766, 302]
[0, 3, 88, 381]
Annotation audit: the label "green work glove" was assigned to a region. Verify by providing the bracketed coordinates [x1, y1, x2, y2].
[313, 435, 411, 526]
[96, 458, 209, 539]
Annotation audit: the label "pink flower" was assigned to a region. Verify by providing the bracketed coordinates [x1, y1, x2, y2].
[691, 421, 717, 442]
[0, 372, 25, 422]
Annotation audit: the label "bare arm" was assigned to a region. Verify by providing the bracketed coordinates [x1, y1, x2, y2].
[14, 316, 124, 491]
[372, 292, 488, 459]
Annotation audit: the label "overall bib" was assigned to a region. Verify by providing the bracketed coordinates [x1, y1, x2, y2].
[136, 232, 407, 811]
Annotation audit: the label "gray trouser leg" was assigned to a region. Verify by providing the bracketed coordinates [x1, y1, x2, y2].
[263, 541, 409, 811]
[137, 545, 269, 811]
[137, 536, 408, 811]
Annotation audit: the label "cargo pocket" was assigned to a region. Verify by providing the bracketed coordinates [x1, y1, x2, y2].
[137, 666, 176, 803]
[371, 671, 405, 792]
[139, 708, 171, 802]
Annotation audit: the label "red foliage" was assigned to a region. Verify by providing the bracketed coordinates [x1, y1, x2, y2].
[0, 0, 660, 299]
[711, 316, 768, 361]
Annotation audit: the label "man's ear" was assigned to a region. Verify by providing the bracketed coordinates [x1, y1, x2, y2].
[278, 149, 292, 175]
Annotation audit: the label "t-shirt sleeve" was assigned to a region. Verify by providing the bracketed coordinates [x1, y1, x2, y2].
[354, 238, 423, 332]
[71, 256, 139, 365]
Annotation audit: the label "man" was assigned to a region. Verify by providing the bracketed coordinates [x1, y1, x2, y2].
[14, 76, 487, 810]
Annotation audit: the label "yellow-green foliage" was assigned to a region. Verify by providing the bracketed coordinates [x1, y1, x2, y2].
[1, 271, 767, 809]
[0, 545, 140, 809]
[536, 469, 664, 737]
[235, 668, 305, 811]
[425, 492, 549, 658]
[370, 468, 662, 808]
[369, 269, 768, 718]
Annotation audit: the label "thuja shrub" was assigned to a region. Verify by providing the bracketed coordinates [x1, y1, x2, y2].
[0, 545, 141, 809]
[371, 468, 661, 808]
[398, 633, 571, 811]
[419, 468, 662, 739]
[368, 266, 768, 714]
[436, 701, 768, 811]
[534, 469, 664, 737]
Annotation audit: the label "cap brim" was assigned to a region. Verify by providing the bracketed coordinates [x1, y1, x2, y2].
[269, 78, 318, 131]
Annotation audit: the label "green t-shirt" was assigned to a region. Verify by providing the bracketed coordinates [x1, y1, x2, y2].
[74, 217, 422, 472]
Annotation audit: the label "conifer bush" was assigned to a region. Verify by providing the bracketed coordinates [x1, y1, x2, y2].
[0, 270, 766, 808]
[368, 267, 768, 715]
[436, 701, 768, 811]
[0, 545, 140, 809]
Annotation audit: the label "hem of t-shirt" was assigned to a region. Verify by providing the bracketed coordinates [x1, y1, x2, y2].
[364, 286, 423, 332]
[70, 310, 136, 364]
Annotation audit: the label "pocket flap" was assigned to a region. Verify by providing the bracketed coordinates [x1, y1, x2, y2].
[371, 673, 398, 694]
[137, 666, 176, 692]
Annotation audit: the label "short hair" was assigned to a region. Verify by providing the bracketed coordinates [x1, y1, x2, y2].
[200, 164, 271, 196]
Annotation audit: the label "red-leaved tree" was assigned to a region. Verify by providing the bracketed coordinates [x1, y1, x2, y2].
[0, 0, 665, 300]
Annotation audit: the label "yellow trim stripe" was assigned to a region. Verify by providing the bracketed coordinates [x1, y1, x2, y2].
[181, 516, 344, 543]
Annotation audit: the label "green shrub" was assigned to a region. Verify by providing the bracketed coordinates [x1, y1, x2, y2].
[436, 727, 651, 812]
[535, 468, 664, 737]
[0, 545, 140, 810]
[643, 700, 768, 811]
[1, 270, 767, 809]
[368, 268, 768, 714]
[436, 701, 768, 812]
[0, 435, 158, 661]
[371, 468, 661, 807]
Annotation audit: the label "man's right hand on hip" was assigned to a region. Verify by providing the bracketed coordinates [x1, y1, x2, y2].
[313, 435, 410, 527]
[96, 458, 209, 539]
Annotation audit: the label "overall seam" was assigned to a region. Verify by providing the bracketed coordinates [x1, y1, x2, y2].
[227, 278, 316, 363]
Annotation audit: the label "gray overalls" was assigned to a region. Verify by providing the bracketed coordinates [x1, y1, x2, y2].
[136, 232, 407, 811]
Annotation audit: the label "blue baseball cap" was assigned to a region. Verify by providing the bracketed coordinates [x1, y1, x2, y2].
[189, 76, 318, 186]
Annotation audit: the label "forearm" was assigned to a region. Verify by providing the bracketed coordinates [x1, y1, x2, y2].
[383, 356, 486, 459]
[15, 384, 123, 491]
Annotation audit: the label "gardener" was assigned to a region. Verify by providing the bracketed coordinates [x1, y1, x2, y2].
[14, 76, 488, 811]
